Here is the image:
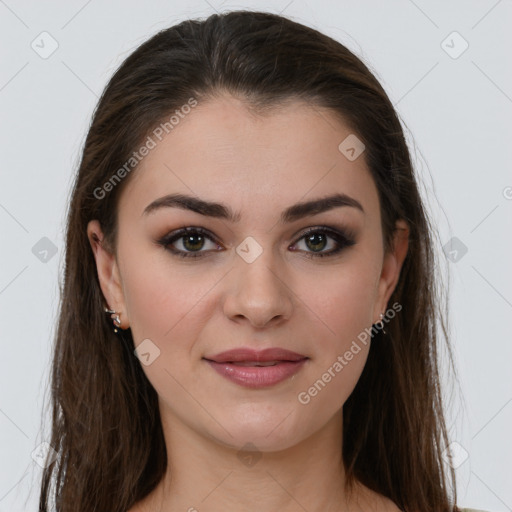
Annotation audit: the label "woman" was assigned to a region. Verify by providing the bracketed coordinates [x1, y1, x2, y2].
[38, 10, 486, 512]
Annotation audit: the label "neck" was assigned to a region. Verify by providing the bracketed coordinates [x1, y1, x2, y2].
[140, 403, 372, 512]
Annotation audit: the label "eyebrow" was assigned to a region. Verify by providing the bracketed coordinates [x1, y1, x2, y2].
[142, 192, 364, 223]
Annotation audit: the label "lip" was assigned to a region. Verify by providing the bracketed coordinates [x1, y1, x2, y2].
[205, 347, 307, 363]
[203, 347, 308, 389]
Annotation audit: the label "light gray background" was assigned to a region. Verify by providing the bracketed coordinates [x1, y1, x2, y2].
[1, 1, 511, 510]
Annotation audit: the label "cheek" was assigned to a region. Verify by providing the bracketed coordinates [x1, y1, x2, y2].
[120, 256, 220, 406]
[120, 245, 216, 342]
[298, 347, 369, 416]
[292, 263, 378, 407]
[300, 262, 379, 347]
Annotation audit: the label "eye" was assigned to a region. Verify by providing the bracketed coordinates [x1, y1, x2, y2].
[157, 227, 222, 259]
[290, 226, 356, 258]
[157, 225, 356, 260]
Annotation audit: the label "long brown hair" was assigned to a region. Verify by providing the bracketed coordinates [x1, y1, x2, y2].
[39, 10, 458, 511]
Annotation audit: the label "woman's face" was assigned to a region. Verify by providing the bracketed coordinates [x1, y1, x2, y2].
[88, 94, 408, 452]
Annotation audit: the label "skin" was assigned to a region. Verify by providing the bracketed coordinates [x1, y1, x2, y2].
[88, 93, 409, 512]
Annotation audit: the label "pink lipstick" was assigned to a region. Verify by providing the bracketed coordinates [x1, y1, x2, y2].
[203, 347, 308, 389]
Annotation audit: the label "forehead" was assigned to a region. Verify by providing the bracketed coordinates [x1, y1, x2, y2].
[118, 94, 379, 224]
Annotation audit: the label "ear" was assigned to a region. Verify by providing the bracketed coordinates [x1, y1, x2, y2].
[87, 220, 129, 329]
[373, 219, 409, 322]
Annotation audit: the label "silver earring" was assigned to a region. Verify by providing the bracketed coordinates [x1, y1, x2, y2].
[376, 312, 386, 334]
[104, 307, 121, 333]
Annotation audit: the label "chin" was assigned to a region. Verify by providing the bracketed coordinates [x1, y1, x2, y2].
[215, 429, 304, 454]
[208, 407, 307, 452]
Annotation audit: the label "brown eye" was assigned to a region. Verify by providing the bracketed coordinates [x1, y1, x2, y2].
[291, 227, 356, 258]
[304, 232, 329, 252]
[157, 227, 222, 259]
[182, 233, 206, 252]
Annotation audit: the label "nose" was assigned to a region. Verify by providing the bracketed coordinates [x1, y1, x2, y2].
[223, 250, 294, 329]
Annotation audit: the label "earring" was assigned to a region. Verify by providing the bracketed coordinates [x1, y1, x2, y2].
[104, 307, 121, 333]
[376, 312, 386, 334]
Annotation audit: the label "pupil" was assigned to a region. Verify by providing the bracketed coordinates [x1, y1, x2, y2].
[306, 233, 326, 252]
[183, 234, 204, 251]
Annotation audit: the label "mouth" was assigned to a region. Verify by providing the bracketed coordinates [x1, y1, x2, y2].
[204, 347, 308, 364]
[222, 360, 286, 367]
[202, 348, 309, 388]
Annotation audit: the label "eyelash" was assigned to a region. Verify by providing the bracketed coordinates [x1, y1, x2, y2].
[156, 226, 356, 260]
